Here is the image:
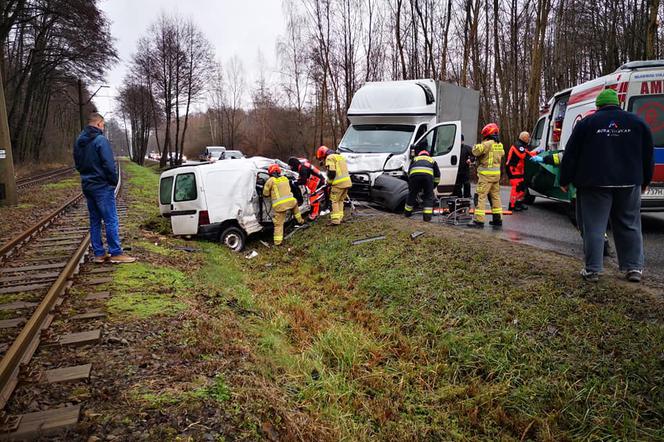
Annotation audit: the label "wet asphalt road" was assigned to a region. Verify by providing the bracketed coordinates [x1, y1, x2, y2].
[470, 186, 664, 286]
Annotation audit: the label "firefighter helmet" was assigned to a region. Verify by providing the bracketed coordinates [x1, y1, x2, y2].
[481, 123, 500, 138]
[418, 150, 430, 156]
[267, 164, 281, 176]
[316, 145, 332, 160]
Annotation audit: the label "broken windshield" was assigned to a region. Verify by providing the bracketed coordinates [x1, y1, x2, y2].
[339, 124, 415, 154]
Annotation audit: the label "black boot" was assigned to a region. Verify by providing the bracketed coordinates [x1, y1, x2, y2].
[423, 214, 432, 222]
[489, 214, 503, 227]
[466, 221, 484, 228]
[508, 203, 516, 212]
[516, 201, 527, 211]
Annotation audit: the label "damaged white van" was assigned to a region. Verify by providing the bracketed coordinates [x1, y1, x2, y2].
[340, 79, 480, 211]
[159, 157, 308, 251]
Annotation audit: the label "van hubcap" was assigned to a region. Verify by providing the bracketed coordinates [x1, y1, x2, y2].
[225, 234, 240, 250]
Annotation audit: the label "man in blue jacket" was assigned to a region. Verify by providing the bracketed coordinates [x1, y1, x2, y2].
[74, 113, 135, 264]
[560, 89, 654, 282]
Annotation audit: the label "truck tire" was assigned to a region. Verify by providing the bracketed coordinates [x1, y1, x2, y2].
[523, 189, 536, 205]
[220, 226, 246, 252]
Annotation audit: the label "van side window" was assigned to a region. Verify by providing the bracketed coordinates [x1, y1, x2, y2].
[174, 173, 197, 202]
[629, 94, 664, 146]
[159, 176, 174, 205]
[432, 124, 457, 156]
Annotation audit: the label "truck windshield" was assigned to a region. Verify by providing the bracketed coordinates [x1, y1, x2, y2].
[339, 124, 415, 154]
[630, 94, 664, 146]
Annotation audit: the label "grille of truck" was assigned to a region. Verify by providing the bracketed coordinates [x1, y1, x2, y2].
[349, 173, 371, 200]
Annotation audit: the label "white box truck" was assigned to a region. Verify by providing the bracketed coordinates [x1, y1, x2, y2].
[339, 79, 480, 211]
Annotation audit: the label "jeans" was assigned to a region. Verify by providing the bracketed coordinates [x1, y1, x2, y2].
[576, 186, 643, 273]
[84, 185, 122, 257]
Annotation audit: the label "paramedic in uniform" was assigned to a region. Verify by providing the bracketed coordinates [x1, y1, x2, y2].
[506, 131, 536, 211]
[404, 150, 440, 222]
[263, 164, 304, 245]
[288, 156, 327, 221]
[468, 123, 505, 228]
[316, 146, 352, 225]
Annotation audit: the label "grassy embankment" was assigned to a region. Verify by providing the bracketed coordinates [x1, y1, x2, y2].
[114, 160, 663, 441]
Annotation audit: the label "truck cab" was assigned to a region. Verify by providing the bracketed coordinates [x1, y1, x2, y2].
[340, 79, 479, 211]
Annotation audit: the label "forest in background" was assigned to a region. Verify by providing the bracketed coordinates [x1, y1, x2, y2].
[1, 0, 663, 165]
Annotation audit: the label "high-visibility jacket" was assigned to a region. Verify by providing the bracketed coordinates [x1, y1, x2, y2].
[325, 154, 352, 189]
[408, 155, 441, 185]
[263, 176, 297, 211]
[506, 141, 535, 177]
[473, 139, 505, 178]
[293, 158, 326, 185]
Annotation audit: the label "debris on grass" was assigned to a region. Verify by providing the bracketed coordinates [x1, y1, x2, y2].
[351, 235, 386, 245]
[410, 231, 425, 240]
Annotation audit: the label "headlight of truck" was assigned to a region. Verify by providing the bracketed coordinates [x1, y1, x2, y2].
[384, 155, 406, 171]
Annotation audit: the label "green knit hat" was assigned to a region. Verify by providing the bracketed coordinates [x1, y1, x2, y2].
[596, 89, 619, 107]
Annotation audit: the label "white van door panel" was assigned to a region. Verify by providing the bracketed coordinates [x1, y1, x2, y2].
[170, 171, 200, 235]
[411, 120, 462, 189]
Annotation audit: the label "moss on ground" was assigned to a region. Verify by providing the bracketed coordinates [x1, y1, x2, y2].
[106, 261, 189, 319]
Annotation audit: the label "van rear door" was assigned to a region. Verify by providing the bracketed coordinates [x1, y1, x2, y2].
[411, 121, 462, 193]
[159, 174, 174, 216]
[170, 171, 201, 235]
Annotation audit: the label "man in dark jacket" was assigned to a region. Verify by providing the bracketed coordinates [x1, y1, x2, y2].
[560, 89, 654, 282]
[74, 113, 135, 264]
[453, 134, 474, 198]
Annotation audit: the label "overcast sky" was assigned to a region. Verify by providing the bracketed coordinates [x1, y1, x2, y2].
[94, 0, 286, 117]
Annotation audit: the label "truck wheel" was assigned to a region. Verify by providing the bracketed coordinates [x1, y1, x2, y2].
[523, 189, 536, 205]
[220, 226, 246, 252]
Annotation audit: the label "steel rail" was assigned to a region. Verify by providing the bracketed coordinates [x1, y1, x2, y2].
[0, 193, 84, 261]
[0, 162, 122, 410]
[16, 167, 76, 189]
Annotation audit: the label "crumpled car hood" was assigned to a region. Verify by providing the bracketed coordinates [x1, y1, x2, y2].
[341, 152, 391, 173]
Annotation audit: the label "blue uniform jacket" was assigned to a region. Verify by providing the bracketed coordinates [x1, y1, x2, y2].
[73, 126, 118, 192]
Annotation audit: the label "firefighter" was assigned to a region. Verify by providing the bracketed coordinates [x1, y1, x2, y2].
[506, 131, 536, 212]
[468, 123, 505, 228]
[288, 157, 327, 221]
[316, 145, 352, 225]
[263, 164, 304, 245]
[404, 150, 440, 222]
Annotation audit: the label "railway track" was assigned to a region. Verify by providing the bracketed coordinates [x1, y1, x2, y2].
[16, 167, 76, 191]
[0, 164, 123, 439]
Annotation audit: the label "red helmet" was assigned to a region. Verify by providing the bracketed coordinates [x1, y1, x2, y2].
[267, 164, 281, 176]
[418, 150, 430, 156]
[481, 123, 500, 138]
[316, 145, 332, 160]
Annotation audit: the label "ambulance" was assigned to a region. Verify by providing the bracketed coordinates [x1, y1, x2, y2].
[525, 60, 664, 212]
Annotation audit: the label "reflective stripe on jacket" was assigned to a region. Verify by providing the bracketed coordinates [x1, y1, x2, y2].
[263, 176, 296, 209]
[326, 154, 352, 188]
[473, 140, 505, 176]
[408, 155, 441, 184]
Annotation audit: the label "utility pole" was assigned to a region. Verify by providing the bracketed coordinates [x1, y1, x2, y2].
[0, 66, 17, 206]
[77, 79, 108, 131]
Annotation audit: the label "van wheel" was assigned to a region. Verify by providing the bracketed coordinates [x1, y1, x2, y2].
[523, 189, 536, 205]
[220, 226, 246, 252]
